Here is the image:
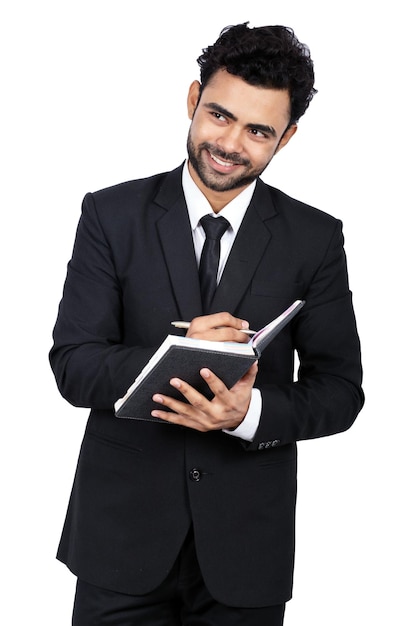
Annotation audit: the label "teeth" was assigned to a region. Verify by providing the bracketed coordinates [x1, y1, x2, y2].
[210, 152, 235, 167]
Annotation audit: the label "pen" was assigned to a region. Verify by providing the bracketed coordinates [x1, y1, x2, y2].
[171, 321, 256, 335]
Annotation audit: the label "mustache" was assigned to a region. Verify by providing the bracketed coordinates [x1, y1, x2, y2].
[201, 143, 250, 167]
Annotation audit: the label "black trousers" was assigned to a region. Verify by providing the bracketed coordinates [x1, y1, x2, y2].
[72, 531, 286, 625]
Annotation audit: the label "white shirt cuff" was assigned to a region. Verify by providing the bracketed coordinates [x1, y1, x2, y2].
[223, 388, 262, 442]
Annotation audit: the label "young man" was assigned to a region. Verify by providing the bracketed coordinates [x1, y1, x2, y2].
[50, 23, 364, 625]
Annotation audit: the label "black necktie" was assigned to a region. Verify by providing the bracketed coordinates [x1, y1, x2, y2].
[199, 214, 230, 313]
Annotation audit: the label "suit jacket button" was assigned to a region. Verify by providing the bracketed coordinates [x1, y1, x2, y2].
[189, 468, 202, 481]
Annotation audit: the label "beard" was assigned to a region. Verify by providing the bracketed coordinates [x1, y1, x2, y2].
[187, 132, 270, 192]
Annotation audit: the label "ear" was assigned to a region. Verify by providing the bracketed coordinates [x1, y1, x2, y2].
[274, 124, 298, 154]
[187, 80, 201, 119]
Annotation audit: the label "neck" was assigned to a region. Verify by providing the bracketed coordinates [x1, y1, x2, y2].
[187, 162, 249, 213]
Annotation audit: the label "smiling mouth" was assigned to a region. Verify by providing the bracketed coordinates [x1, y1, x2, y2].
[209, 151, 239, 168]
[208, 150, 242, 169]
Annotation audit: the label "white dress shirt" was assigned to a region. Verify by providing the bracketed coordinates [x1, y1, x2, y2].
[182, 162, 262, 442]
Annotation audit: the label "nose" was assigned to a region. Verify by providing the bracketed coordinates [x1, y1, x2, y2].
[216, 125, 244, 155]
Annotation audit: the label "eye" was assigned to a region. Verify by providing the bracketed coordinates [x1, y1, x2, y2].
[249, 128, 268, 139]
[211, 111, 227, 123]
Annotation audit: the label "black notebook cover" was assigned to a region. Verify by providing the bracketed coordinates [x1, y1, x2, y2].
[115, 345, 257, 421]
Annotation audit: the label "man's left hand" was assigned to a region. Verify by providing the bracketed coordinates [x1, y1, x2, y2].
[151, 362, 258, 431]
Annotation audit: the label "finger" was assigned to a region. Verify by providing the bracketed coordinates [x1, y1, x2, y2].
[152, 380, 210, 416]
[187, 325, 250, 343]
[186, 312, 250, 340]
[169, 377, 214, 410]
[234, 362, 259, 386]
[208, 311, 250, 331]
[151, 392, 210, 431]
[150, 393, 194, 420]
[199, 368, 229, 397]
[200, 362, 258, 396]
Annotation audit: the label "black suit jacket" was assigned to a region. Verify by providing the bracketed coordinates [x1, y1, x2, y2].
[50, 164, 364, 607]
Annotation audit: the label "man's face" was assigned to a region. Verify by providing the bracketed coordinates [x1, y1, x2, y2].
[186, 69, 296, 209]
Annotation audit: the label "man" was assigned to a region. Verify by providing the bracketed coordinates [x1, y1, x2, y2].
[50, 22, 364, 625]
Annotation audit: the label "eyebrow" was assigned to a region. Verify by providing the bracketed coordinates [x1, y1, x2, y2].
[203, 102, 277, 138]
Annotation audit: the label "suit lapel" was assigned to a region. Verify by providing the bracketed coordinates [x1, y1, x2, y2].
[154, 166, 204, 320]
[211, 180, 277, 314]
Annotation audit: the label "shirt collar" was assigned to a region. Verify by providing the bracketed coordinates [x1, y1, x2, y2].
[182, 161, 256, 233]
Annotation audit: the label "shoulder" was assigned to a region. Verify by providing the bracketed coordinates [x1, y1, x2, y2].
[88, 165, 183, 209]
[77, 165, 185, 236]
[257, 179, 340, 229]
[254, 179, 344, 264]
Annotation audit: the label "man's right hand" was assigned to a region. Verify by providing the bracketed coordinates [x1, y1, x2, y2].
[186, 312, 251, 343]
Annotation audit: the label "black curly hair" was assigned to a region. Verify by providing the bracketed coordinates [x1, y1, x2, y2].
[197, 22, 317, 126]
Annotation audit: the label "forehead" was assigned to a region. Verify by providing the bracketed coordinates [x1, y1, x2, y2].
[200, 69, 291, 127]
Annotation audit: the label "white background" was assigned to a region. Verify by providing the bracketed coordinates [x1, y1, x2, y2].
[2, 1, 416, 624]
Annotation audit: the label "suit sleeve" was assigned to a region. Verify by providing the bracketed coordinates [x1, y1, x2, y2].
[49, 194, 155, 410]
[245, 221, 364, 450]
